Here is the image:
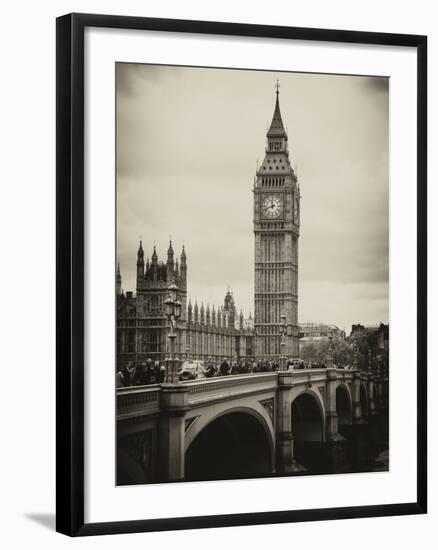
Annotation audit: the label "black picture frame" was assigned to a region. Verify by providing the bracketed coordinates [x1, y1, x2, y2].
[56, 12, 427, 536]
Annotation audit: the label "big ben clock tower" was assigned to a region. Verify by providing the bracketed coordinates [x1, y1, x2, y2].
[253, 83, 300, 359]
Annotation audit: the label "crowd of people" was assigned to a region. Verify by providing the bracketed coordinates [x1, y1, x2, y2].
[204, 358, 354, 375]
[117, 357, 356, 388]
[117, 359, 166, 388]
[205, 359, 281, 377]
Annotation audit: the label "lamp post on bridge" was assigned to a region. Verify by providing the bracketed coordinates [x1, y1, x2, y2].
[352, 341, 359, 370]
[279, 314, 287, 370]
[326, 328, 335, 369]
[367, 347, 373, 374]
[164, 283, 182, 384]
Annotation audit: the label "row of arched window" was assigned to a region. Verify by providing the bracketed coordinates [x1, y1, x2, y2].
[261, 176, 285, 187]
[268, 141, 283, 151]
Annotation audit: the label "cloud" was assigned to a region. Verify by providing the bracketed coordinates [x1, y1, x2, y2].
[116, 65, 389, 331]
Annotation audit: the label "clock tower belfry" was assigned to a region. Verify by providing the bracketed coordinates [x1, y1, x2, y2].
[253, 83, 300, 359]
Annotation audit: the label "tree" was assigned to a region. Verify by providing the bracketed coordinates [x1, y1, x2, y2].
[300, 337, 361, 367]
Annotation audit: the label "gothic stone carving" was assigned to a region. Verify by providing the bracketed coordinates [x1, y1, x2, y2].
[318, 385, 326, 406]
[260, 398, 275, 423]
[185, 416, 199, 432]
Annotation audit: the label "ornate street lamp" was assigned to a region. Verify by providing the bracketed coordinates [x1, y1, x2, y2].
[352, 340, 359, 370]
[164, 283, 182, 384]
[326, 328, 335, 369]
[279, 314, 287, 370]
[367, 348, 373, 374]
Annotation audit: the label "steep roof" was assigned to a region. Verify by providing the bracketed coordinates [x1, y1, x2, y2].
[267, 89, 287, 139]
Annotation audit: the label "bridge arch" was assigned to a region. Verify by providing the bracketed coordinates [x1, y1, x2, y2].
[184, 406, 274, 481]
[291, 390, 326, 443]
[291, 390, 326, 472]
[336, 383, 352, 425]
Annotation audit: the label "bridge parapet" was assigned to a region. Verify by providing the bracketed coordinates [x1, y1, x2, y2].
[335, 368, 354, 384]
[116, 369, 364, 421]
[285, 368, 329, 387]
[185, 373, 278, 407]
[117, 384, 161, 420]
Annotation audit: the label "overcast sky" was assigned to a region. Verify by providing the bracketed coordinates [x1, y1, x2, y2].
[116, 63, 388, 332]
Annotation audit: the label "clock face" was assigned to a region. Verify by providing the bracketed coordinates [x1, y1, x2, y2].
[262, 195, 282, 218]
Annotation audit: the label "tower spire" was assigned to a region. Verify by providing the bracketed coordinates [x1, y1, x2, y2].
[136, 239, 144, 279]
[137, 239, 144, 257]
[151, 245, 157, 263]
[267, 81, 287, 139]
[180, 244, 187, 289]
[167, 240, 174, 282]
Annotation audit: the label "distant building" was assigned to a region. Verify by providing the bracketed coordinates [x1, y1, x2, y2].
[350, 323, 379, 339]
[299, 322, 345, 350]
[349, 322, 389, 375]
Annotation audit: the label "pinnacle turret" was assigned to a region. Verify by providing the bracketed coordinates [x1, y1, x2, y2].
[167, 240, 174, 261]
[137, 240, 144, 278]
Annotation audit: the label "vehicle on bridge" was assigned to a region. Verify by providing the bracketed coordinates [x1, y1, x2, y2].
[178, 360, 207, 381]
[287, 358, 306, 370]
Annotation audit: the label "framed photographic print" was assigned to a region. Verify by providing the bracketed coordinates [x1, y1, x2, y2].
[56, 13, 427, 536]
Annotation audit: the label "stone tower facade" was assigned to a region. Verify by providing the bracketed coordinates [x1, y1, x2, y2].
[253, 86, 300, 359]
[116, 241, 187, 366]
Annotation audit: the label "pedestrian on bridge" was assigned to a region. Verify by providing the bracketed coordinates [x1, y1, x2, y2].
[132, 362, 149, 386]
[220, 359, 230, 376]
[117, 362, 133, 387]
[230, 362, 240, 375]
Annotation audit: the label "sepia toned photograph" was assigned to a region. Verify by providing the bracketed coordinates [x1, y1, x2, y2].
[115, 63, 389, 485]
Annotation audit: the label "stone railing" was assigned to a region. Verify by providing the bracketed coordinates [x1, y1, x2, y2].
[335, 368, 355, 384]
[117, 384, 161, 420]
[185, 373, 278, 407]
[284, 368, 328, 386]
[116, 368, 362, 419]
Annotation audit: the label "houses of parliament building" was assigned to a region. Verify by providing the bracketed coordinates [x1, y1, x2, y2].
[116, 241, 254, 368]
[116, 86, 300, 368]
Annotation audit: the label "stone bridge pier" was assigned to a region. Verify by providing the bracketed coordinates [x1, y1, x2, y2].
[117, 369, 388, 485]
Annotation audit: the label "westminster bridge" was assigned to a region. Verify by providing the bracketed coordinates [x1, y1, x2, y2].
[117, 369, 388, 485]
